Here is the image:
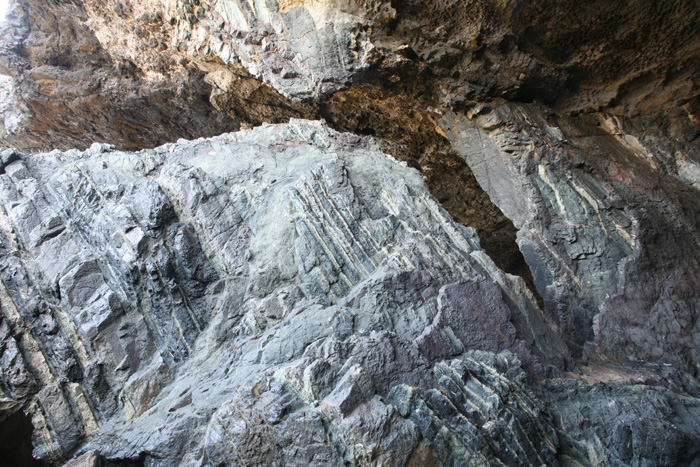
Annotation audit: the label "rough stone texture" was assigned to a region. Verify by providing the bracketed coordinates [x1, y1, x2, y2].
[440, 102, 700, 377]
[389, 351, 561, 467]
[0, 119, 695, 466]
[64, 450, 103, 467]
[0, 1, 700, 466]
[0, 0, 317, 152]
[544, 361, 700, 467]
[2, 0, 699, 152]
[374, 0, 700, 121]
[0, 120, 576, 464]
[3, 0, 696, 311]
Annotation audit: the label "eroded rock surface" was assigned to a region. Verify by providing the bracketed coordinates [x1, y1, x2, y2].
[2, 0, 699, 153]
[440, 103, 700, 375]
[0, 0, 699, 465]
[0, 118, 696, 466]
[1, 120, 694, 465]
[0, 120, 571, 464]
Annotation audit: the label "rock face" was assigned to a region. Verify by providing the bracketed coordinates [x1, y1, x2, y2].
[0, 0, 237, 152]
[440, 103, 700, 373]
[0, 0, 700, 466]
[2, 0, 699, 152]
[0, 120, 566, 464]
[0, 119, 698, 466]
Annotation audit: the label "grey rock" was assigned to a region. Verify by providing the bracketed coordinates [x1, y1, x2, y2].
[418, 277, 516, 357]
[0, 119, 697, 467]
[0, 120, 570, 464]
[192, 0, 390, 101]
[543, 365, 700, 466]
[389, 351, 560, 467]
[440, 104, 700, 376]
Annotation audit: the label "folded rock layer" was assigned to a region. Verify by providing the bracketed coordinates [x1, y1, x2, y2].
[0, 0, 700, 466]
[0, 120, 698, 465]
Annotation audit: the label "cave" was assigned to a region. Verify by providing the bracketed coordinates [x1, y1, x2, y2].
[0, 0, 699, 465]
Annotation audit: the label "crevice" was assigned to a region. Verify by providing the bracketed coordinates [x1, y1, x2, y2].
[477, 229, 542, 307]
[317, 80, 543, 303]
[0, 405, 45, 466]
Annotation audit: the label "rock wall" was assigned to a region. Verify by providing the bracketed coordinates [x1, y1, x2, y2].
[440, 103, 700, 373]
[0, 120, 568, 463]
[2, 120, 698, 466]
[0, 0, 699, 465]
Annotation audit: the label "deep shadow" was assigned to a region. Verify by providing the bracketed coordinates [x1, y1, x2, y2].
[0, 408, 45, 466]
[478, 229, 543, 307]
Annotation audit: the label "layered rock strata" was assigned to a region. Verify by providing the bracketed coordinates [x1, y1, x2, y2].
[1, 120, 695, 465]
[0, 120, 565, 464]
[440, 103, 700, 373]
[0, 0, 699, 465]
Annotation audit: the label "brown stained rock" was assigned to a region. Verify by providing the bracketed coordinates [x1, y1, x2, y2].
[2, 0, 698, 151]
[406, 441, 440, 467]
[0, 0, 253, 151]
[374, 0, 700, 117]
[206, 67, 316, 129]
[496, 0, 700, 113]
[321, 85, 496, 226]
[64, 450, 103, 467]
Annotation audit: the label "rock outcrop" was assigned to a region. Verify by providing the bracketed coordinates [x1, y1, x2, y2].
[0, 0, 700, 466]
[0, 120, 568, 464]
[441, 103, 700, 373]
[0, 119, 698, 466]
